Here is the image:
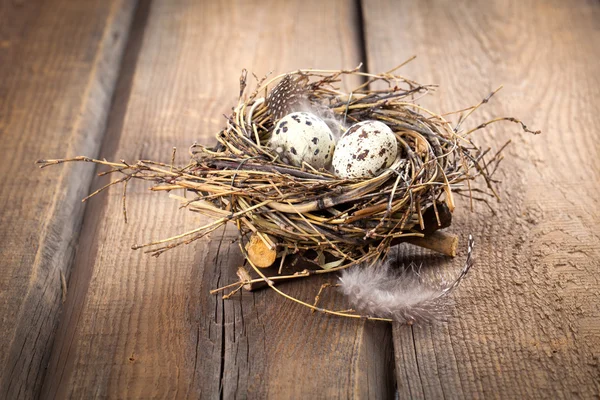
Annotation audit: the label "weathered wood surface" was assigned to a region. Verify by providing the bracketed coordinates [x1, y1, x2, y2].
[0, 1, 137, 398]
[363, 0, 600, 398]
[42, 0, 394, 398]
[5, 0, 599, 397]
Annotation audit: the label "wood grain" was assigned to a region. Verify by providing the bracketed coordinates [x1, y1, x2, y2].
[0, 1, 137, 398]
[42, 0, 394, 398]
[362, 0, 600, 397]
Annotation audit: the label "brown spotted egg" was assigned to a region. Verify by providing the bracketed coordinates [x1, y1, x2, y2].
[332, 120, 398, 179]
[268, 112, 335, 169]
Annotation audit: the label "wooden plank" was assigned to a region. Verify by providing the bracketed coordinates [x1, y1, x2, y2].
[42, 0, 395, 398]
[362, 0, 600, 397]
[0, 1, 137, 398]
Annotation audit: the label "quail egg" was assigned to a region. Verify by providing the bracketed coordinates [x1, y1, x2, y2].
[332, 120, 398, 179]
[268, 112, 335, 169]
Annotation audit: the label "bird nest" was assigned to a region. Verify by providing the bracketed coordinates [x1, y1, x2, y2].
[38, 62, 538, 321]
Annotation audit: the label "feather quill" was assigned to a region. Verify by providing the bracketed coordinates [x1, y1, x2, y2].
[339, 235, 474, 324]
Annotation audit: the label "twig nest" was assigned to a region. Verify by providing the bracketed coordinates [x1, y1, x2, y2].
[268, 112, 336, 169]
[37, 65, 539, 322]
[332, 120, 398, 179]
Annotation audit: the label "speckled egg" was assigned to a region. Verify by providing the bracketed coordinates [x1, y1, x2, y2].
[268, 112, 336, 169]
[332, 120, 398, 179]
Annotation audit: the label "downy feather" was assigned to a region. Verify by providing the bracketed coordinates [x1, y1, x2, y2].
[339, 235, 474, 324]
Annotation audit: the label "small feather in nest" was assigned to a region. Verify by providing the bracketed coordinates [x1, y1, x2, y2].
[266, 74, 308, 120]
[339, 235, 474, 324]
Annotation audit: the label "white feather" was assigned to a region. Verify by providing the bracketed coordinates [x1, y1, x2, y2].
[291, 100, 347, 141]
[339, 235, 474, 324]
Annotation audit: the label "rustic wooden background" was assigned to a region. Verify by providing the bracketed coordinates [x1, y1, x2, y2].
[1, 0, 598, 398]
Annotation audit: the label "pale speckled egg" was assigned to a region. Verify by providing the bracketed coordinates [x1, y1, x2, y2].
[332, 120, 398, 179]
[268, 112, 336, 169]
